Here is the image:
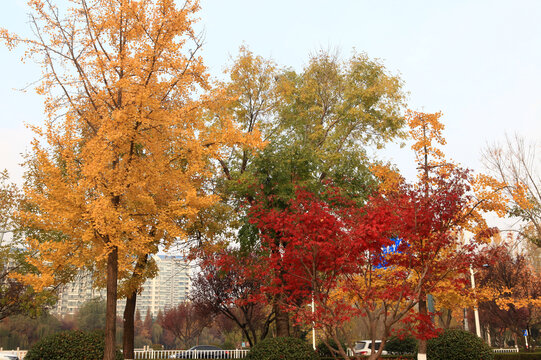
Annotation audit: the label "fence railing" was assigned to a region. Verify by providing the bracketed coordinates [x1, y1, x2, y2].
[493, 347, 520, 353]
[1, 346, 525, 359]
[134, 349, 249, 359]
[0, 348, 28, 359]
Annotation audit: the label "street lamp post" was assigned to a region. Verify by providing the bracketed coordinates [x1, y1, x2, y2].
[470, 265, 481, 338]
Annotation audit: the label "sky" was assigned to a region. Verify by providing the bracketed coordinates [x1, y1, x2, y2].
[1, 0, 540, 196]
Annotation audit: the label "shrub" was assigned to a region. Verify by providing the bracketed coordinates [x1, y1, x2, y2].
[245, 336, 319, 360]
[494, 354, 541, 360]
[385, 336, 417, 355]
[316, 338, 346, 358]
[427, 329, 493, 360]
[25, 330, 122, 360]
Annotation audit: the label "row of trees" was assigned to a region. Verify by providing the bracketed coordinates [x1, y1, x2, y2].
[190, 106, 514, 360]
[0, 299, 240, 351]
[0, 1, 540, 360]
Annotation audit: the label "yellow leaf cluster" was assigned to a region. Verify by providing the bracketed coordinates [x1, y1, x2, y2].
[370, 163, 404, 195]
[6, 0, 262, 291]
[406, 110, 446, 173]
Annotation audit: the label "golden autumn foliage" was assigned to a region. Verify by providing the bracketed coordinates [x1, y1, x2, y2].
[2, 0, 258, 290]
[370, 163, 404, 195]
[407, 110, 446, 170]
[1, 0, 260, 358]
[398, 110, 506, 356]
[407, 110, 505, 241]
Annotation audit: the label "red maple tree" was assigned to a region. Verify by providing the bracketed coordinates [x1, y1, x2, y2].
[248, 171, 479, 359]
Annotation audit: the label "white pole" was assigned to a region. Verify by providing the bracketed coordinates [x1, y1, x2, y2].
[311, 295, 316, 350]
[470, 266, 481, 337]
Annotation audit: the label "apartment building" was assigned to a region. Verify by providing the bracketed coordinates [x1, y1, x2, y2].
[52, 255, 191, 317]
[118, 255, 191, 317]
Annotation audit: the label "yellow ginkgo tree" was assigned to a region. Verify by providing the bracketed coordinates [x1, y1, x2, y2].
[1, 1, 259, 358]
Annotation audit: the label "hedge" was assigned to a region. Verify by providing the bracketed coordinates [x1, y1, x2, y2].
[25, 330, 122, 360]
[493, 353, 541, 360]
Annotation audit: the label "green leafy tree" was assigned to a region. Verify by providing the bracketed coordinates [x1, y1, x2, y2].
[0, 313, 62, 350]
[211, 48, 407, 337]
[76, 298, 107, 331]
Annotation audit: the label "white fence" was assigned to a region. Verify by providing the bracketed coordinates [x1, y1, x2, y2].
[0, 349, 27, 359]
[1, 348, 250, 359]
[134, 349, 249, 359]
[0, 346, 524, 359]
[493, 347, 520, 353]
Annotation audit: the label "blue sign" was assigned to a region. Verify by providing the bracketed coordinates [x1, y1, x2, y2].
[375, 238, 404, 269]
[523, 330, 528, 337]
[381, 238, 402, 255]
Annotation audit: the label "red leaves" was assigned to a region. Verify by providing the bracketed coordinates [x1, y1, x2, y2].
[404, 312, 443, 341]
[247, 168, 478, 342]
[249, 188, 356, 301]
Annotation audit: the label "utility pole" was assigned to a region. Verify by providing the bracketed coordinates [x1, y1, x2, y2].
[470, 266, 481, 337]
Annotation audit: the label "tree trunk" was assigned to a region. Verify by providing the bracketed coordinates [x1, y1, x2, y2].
[123, 292, 137, 360]
[273, 239, 290, 338]
[417, 295, 427, 360]
[274, 301, 290, 337]
[123, 254, 149, 359]
[260, 312, 273, 343]
[104, 246, 119, 360]
[292, 322, 303, 339]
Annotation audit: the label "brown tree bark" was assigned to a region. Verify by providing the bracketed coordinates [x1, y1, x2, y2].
[123, 254, 149, 359]
[274, 301, 290, 337]
[417, 294, 427, 360]
[123, 292, 136, 360]
[104, 246, 119, 360]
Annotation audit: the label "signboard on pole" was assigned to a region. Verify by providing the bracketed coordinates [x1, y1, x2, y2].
[375, 238, 404, 269]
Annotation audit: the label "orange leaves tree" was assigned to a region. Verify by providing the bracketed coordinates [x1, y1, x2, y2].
[405, 110, 500, 360]
[1, 1, 255, 359]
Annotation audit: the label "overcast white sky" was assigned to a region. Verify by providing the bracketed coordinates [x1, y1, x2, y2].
[1, 0, 541, 190]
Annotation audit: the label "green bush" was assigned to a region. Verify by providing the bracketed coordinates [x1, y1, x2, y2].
[25, 330, 122, 360]
[246, 336, 319, 360]
[385, 336, 417, 355]
[319, 356, 415, 360]
[317, 338, 347, 358]
[427, 329, 493, 360]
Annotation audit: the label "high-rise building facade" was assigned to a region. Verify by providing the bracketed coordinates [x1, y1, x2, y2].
[53, 272, 106, 316]
[52, 255, 191, 317]
[118, 255, 191, 317]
